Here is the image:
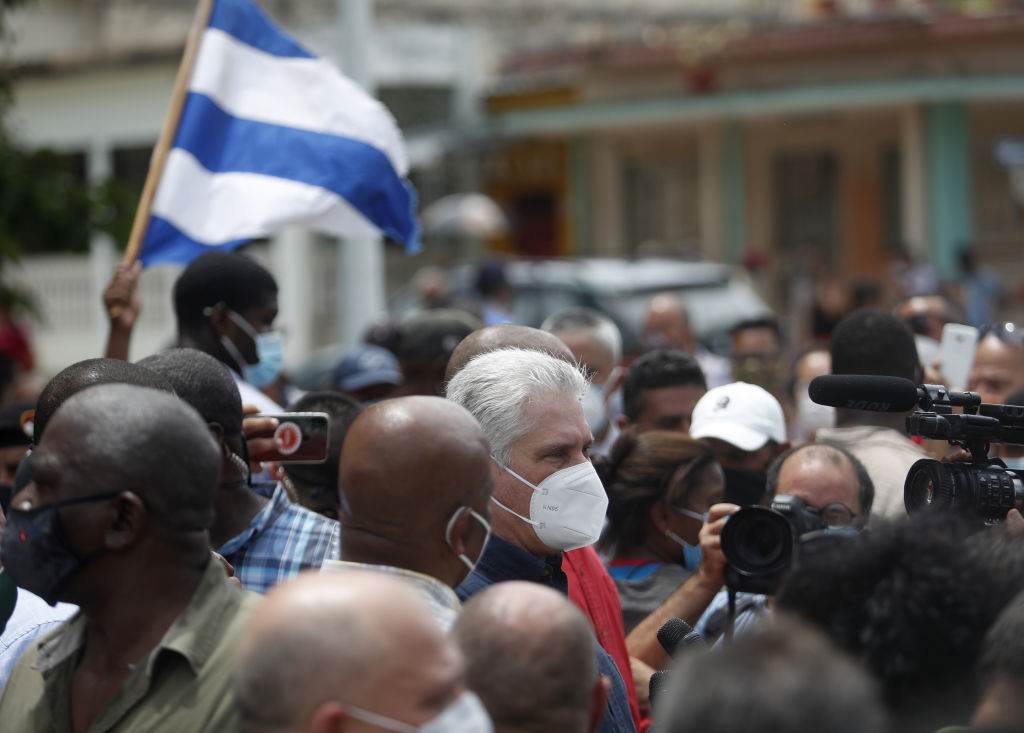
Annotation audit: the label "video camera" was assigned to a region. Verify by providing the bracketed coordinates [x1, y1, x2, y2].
[809, 375, 1024, 526]
[721, 495, 851, 595]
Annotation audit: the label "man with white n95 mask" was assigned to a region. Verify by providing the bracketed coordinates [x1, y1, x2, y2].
[234, 571, 493, 733]
[447, 348, 636, 733]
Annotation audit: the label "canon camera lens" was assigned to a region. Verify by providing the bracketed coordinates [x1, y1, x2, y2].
[721, 506, 793, 580]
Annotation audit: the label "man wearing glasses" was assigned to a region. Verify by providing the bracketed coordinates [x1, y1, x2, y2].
[695, 442, 874, 643]
[968, 322, 1024, 406]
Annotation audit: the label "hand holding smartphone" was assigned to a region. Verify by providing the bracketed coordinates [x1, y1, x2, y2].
[938, 323, 979, 391]
[243, 412, 330, 463]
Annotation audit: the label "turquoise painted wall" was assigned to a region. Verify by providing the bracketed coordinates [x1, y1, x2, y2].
[722, 119, 747, 264]
[924, 102, 973, 278]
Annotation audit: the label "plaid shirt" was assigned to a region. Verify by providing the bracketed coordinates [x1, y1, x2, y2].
[218, 483, 340, 594]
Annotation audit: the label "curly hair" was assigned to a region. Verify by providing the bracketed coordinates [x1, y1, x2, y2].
[597, 429, 717, 555]
[777, 513, 1024, 732]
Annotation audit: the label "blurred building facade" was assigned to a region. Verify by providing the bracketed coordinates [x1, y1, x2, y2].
[484, 3, 1024, 298]
[4, 0, 784, 371]
[3, 0, 1024, 371]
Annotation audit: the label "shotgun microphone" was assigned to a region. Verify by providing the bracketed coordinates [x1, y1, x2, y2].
[808, 375, 920, 413]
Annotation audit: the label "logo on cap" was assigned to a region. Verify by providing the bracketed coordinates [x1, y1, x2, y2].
[715, 396, 731, 411]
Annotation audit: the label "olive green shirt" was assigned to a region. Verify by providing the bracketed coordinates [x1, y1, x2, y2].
[0, 559, 259, 733]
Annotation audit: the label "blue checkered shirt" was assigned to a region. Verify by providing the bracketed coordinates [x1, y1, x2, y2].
[217, 483, 340, 594]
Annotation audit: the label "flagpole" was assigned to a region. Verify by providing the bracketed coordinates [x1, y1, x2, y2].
[121, 0, 215, 265]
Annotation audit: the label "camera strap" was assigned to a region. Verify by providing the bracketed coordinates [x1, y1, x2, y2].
[725, 587, 737, 644]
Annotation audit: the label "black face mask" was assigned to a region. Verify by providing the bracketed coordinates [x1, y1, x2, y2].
[1, 492, 118, 605]
[722, 468, 768, 507]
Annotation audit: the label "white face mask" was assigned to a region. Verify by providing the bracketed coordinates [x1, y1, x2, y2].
[344, 690, 493, 733]
[445, 506, 492, 577]
[493, 460, 609, 552]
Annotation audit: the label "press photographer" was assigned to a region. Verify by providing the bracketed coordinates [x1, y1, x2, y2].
[695, 443, 873, 643]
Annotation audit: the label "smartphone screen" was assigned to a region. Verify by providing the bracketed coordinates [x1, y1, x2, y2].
[939, 323, 979, 391]
[255, 412, 330, 463]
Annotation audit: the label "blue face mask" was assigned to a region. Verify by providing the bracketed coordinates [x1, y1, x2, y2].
[1003, 456, 1024, 471]
[665, 506, 707, 571]
[222, 311, 284, 388]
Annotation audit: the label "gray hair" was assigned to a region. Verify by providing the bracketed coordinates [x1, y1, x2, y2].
[541, 307, 623, 366]
[446, 347, 587, 464]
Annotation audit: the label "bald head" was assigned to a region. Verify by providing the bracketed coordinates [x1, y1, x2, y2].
[339, 396, 493, 587]
[768, 443, 874, 520]
[454, 581, 599, 733]
[235, 571, 464, 733]
[37, 383, 220, 533]
[445, 325, 572, 384]
[643, 293, 694, 353]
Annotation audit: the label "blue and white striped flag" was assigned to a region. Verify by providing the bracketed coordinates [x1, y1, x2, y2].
[140, 0, 419, 266]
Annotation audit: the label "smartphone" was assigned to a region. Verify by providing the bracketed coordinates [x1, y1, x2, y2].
[255, 412, 330, 463]
[939, 323, 979, 391]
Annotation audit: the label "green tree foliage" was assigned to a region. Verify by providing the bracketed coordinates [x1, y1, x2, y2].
[0, 0, 140, 318]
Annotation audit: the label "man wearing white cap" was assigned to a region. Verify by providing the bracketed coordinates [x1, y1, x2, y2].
[689, 382, 789, 506]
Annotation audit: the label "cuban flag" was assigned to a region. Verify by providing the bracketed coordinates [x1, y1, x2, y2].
[139, 0, 419, 266]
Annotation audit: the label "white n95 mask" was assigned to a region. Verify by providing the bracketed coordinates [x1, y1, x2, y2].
[344, 690, 493, 733]
[493, 460, 609, 552]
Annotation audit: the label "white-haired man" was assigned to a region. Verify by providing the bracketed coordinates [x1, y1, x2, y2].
[447, 348, 636, 733]
[542, 307, 624, 454]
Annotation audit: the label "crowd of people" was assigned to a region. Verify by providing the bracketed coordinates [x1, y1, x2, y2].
[0, 248, 1022, 733]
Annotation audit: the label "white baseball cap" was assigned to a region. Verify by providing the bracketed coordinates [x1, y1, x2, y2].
[690, 382, 787, 452]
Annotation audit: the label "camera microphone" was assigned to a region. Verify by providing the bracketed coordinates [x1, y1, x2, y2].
[808, 375, 920, 413]
[649, 670, 669, 706]
[656, 617, 705, 657]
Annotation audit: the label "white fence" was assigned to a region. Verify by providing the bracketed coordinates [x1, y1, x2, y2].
[13, 247, 180, 377]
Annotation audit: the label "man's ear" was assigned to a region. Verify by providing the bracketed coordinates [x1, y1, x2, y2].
[587, 675, 611, 733]
[208, 422, 226, 445]
[105, 491, 148, 551]
[616, 414, 628, 431]
[308, 701, 347, 733]
[447, 508, 473, 557]
[205, 302, 231, 338]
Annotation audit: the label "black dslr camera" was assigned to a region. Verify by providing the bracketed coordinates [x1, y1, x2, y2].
[720, 495, 831, 595]
[808, 375, 1024, 527]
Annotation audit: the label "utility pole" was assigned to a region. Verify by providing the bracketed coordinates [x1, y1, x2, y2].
[336, 0, 386, 348]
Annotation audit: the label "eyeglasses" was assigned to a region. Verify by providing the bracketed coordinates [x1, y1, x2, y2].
[980, 322, 1024, 347]
[806, 502, 858, 529]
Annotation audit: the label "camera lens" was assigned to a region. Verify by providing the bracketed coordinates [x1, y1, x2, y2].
[905, 461, 951, 512]
[721, 507, 793, 578]
[905, 458, 1024, 523]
